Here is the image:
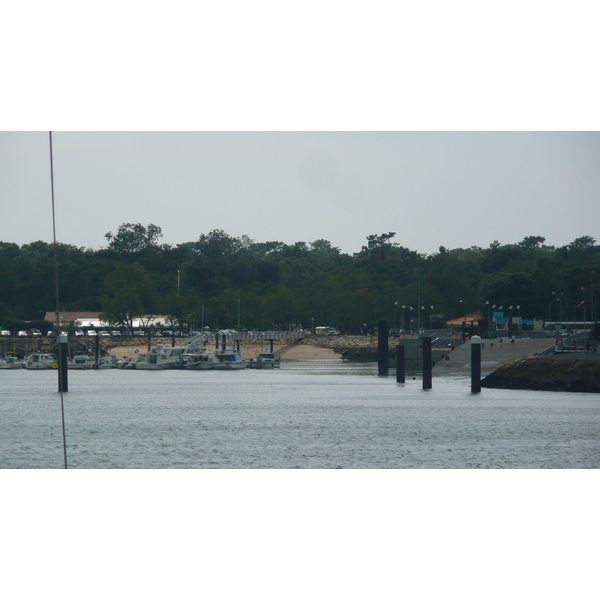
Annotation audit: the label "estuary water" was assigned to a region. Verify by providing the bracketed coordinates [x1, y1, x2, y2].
[1, 362, 599, 469]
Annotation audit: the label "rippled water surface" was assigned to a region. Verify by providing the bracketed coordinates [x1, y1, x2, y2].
[1, 362, 599, 468]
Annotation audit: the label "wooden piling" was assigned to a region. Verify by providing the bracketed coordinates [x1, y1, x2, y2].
[471, 335, 482, 393]
[396, 344, 405, 383]
[422, 336, 432, 389]
[58, 333, 68, 392]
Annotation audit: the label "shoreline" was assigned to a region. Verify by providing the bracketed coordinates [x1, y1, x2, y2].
[107, 340, 343, 362]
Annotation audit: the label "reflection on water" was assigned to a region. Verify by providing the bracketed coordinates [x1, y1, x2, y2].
[1, 362, 599, 469]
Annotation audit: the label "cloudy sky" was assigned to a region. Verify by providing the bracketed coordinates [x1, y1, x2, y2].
[3, 3, 599, 258]
[1, 131, 598, 255]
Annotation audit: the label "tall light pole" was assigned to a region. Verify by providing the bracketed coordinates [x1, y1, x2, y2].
[552, 292, 564, 326]
[401, 305, 405, 332]
[394, 301, 398, 331]
[549, 297, 559, 327]
[429, 306, 434, 330]
[420, 306, 424, 332]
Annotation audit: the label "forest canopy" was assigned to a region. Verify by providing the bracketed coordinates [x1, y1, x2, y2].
[1, 226, 598, 333]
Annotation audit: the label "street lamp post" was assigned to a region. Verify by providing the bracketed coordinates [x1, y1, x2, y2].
[401, 305, 405, 332]
[429, 306, 434, 330]
[552, 292, 564, 326]
[549, 297, 559, 327]
[394, 301, 398, 331]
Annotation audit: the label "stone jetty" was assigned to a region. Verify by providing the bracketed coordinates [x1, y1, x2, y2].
[481, 356, 600, 393]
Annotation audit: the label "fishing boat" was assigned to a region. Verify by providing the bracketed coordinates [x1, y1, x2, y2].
[68, 354, 94, 369]
[0, 354, 23, 369]
[26, 353, 57, 370]
[136, 345, 187, 370]
[247, 352, 281, 369]
[211, 348, 248, 370]
[185, 348, 220, 370]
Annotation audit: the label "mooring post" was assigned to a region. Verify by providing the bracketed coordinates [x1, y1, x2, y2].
[94, 334, 100, 369]
[269, 339, 274, 353]
[396, 344, 405, 383]
[378, 319, 389, 374]
[471, 335, 482, 393]
[58, 332, 68, 392]
[236, 339, 241, 353]
[222, 334, 227, 350]
[215, 335, 219, 350]
[422, 336, 432, 390]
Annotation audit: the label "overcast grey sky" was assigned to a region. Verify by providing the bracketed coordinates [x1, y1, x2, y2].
[1, 131, 598, 255]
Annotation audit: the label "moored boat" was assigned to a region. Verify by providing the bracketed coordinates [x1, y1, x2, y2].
[247, 352, 280, 369]
[26, 353, 57, 370]
[211, 348, 248, 370]
[68, 354, 94, 369]
[186, 348, 220, 370]
[136, 345, 187, 370]
[0, 354, 24, 369]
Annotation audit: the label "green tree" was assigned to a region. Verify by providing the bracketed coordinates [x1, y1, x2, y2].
[99, 264, 157, 331]
[104, 223, 163, 254]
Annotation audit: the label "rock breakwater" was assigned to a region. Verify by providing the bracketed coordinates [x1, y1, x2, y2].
[481, 357, 600, 393]
[296, 336, 422, 362]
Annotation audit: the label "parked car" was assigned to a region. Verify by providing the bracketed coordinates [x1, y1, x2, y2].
[17, 330, 29, 337]
[32, 329, 42, 337]
[87, 330, 97, 337]
[111, 330, 122, 337]
[98, 330, 110, 337]
[162, 330, 174, 337]
[152, 331, 162, 337]
[1, 330, 10, 337]
[47, 330, 56, 337]
[75, 330, 85, 337]
[132, 329, 145, 336]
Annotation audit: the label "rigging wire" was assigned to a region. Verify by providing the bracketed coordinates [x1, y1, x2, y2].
[50, 131, 68, 469]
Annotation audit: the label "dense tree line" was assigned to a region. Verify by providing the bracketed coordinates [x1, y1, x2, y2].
[1, 223, 599, 333]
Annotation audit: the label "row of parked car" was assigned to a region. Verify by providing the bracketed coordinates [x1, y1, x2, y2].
[1, 329, 44, 337]
[73, 330, 182, 338]
[0, 329, 184, 338]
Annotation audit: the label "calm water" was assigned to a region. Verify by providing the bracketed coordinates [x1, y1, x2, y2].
[1, 362, 599, 468]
